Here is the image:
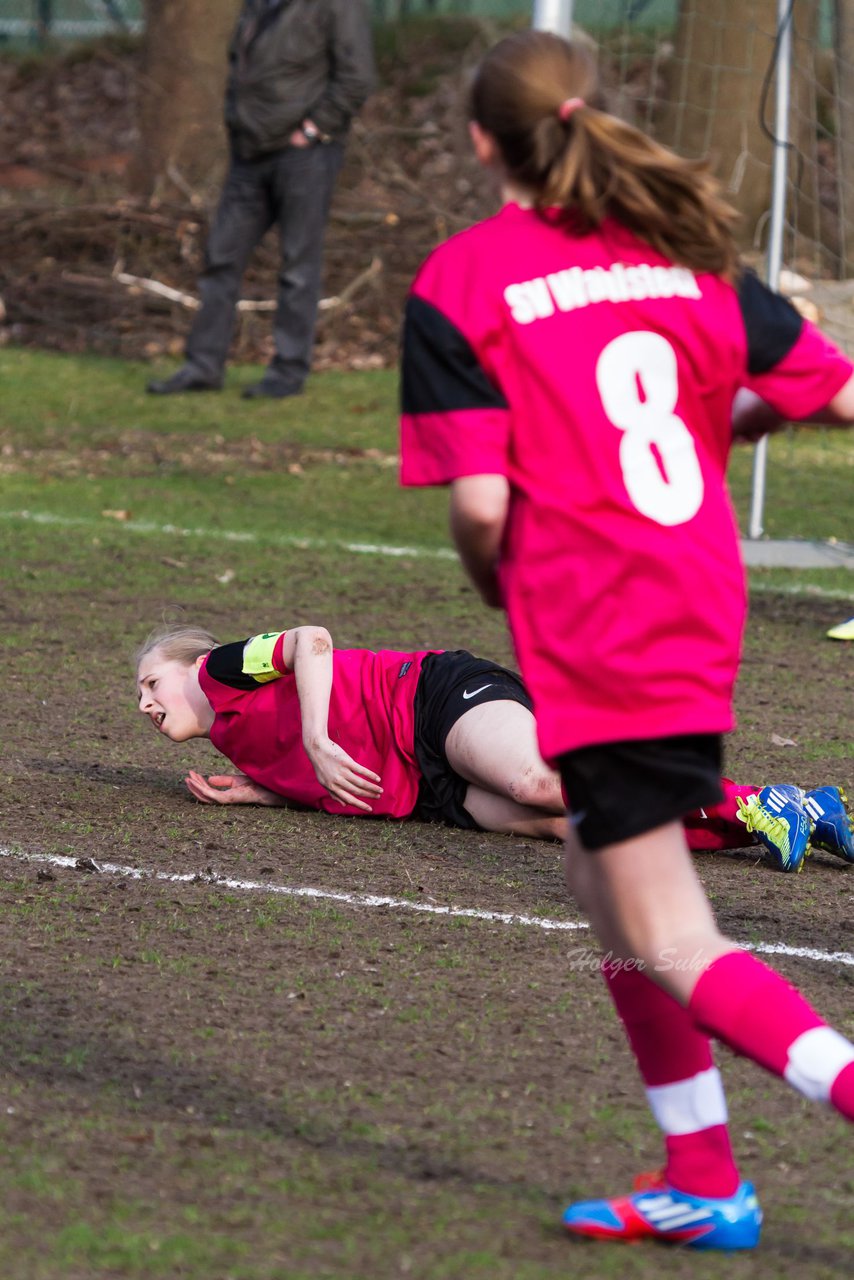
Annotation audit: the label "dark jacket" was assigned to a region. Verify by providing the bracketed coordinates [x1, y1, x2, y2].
[225, 0, 376, 160]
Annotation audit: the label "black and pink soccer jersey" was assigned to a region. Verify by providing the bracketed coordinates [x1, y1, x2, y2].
[400, 205, 853, 761]
[199, 633, 432, 817]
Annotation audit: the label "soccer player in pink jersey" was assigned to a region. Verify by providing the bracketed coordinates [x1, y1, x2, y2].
[399, 30, 854, 1252]
[135, 624, 852, 871]
[135, 623, 566, 837]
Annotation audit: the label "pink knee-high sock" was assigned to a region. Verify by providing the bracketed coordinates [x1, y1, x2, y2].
[602, 960, 740, 1197]
[689, 950, 854, 1120]
[683, 778, 758, 852]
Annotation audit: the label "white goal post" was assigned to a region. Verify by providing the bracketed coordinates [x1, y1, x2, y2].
[533, 0, 575, 32]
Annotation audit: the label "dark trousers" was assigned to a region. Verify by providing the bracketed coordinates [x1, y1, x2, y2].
[185, 141, 344, 386]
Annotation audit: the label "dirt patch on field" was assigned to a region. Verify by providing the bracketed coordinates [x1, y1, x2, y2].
[0, 427, 398, 480]
[2, 229, 854, 1276]
[1, 568, 853, 1276]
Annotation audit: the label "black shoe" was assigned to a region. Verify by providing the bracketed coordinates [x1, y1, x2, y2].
[147, 367, 223, 395]
[241, 377, 303, 400]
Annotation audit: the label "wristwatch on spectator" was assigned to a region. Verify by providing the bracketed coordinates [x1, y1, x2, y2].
[301, 119, 330, 144]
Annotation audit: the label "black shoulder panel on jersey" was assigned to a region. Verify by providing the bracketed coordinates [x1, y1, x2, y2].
[205, 640, 259, 690]
[401, 294, 509, 414]
[737, 268, 803, 375]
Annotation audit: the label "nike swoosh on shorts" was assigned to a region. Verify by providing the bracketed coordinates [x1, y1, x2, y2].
[462, 684, 493, 700]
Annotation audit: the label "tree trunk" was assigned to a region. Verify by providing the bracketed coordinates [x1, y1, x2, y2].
[658, 0, 819, 254]
[130, 0, 240, 200]
[834, 0, 854, 274]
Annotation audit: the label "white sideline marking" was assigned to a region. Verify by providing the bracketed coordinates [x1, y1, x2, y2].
[3, 510, 852, 599]
[2, 846, 853, 966]
[0, 509, 458, 562]
[750, 941, 854, 967]
[0, 847, 586, 933]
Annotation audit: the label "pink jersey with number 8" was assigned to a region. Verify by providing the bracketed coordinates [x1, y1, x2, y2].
[400, 205, 852, 761]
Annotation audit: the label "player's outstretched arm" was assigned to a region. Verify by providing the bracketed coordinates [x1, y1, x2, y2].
[731, 368, 854, 441]
[730, 388, 786, 443]
[184, 770, 287, 806]
[280, 626, 383, 812]
[806, 369, 854, 423]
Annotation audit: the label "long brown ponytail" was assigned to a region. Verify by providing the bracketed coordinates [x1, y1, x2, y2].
[469, 31, 740, 278]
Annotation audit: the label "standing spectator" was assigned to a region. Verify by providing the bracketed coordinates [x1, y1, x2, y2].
[148, 0, 375, 400]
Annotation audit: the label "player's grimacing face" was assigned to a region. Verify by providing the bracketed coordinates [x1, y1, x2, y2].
[136, 650, 213, 742]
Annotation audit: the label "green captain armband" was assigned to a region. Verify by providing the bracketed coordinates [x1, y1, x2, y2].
[242, 631, 286, 683]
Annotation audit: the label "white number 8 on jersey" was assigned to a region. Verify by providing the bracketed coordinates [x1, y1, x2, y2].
[596, 331, 704, 527]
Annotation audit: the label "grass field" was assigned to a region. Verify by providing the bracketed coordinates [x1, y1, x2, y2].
[1, 347, 853, 1279]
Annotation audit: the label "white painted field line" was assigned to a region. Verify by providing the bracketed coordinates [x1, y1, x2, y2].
[0, 509, 458, 562]
[2, 846, 853, 967]
[0, 847, 587, 933]
[751, 941, 854, 966]
[3, 509, 852, 599]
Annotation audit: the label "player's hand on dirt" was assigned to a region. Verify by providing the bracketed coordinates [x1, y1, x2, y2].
[184, 770, 285, 806]
[304, 737, 383, 811]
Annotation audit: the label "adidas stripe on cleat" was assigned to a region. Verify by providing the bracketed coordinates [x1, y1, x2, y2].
[562, 1177, 762, 1250]
[803, 786, 854, 863]
[735, 784, 812, 872]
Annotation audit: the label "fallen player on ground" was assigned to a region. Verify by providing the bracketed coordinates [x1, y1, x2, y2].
[135, 624, 854, 871]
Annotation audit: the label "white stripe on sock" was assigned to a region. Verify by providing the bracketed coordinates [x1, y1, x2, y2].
[784, 1026, 854, 1102]
[645, 1065, 729, 1136]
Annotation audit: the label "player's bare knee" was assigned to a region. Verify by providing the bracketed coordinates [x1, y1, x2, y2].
[508, 765, 564, 812]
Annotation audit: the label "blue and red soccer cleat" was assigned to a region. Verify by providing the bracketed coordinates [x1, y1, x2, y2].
[803, 786, 854, 863]
[735, 784, 811, 872]
[562, 1174, 762, 1250]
